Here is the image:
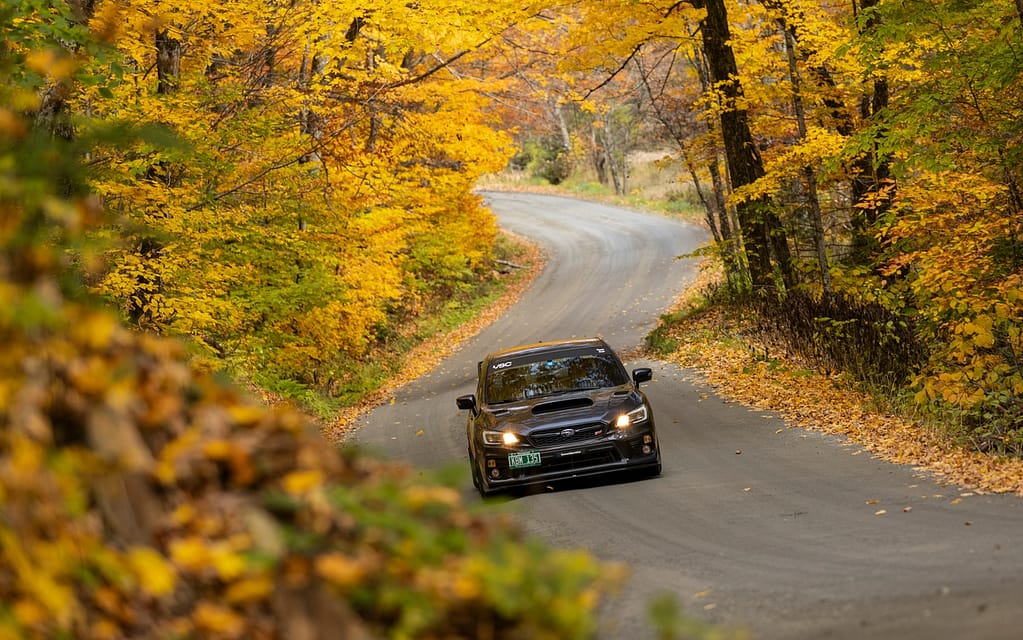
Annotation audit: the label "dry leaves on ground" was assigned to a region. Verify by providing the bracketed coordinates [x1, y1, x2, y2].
[661, 268, 1023, 497]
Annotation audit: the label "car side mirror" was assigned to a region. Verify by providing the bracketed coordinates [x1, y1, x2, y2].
[632, 368, 652, 386]
[456, 394, 478, 413]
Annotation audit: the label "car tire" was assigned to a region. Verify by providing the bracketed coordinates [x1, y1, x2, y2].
[469, 455, 494, 497]
[468, 450, 480, 489]
[477, 482, 493, 499]
[475, 468, 495, 498]
[645, 455, 662, 478]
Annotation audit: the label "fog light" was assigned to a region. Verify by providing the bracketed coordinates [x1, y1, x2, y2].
[490, 468, 500, 479]
[642, 445, 652, 454]
[487, 459, 496, 468]
[643, 435, 652, 444]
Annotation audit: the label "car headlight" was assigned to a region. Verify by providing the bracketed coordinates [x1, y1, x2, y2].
[615, 404, 648, 429]
[483, 430, 520, 446]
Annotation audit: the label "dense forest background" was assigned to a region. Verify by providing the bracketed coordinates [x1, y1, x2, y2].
[491, 0, 1023, 454]
[11, 0, 1021, 444]
[28, 0, 1018, 449]
[1, 0, 1021, 637]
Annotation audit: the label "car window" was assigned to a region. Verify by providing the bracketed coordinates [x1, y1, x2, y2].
[484, 353, 629, 404]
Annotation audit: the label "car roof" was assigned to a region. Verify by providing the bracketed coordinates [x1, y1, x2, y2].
[484, 337, 611, 362]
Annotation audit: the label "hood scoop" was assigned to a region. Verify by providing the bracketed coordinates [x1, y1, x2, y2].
[532, 397, 594, 415]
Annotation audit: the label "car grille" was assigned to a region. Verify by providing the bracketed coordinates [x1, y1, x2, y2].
[529, 423, 605, 447]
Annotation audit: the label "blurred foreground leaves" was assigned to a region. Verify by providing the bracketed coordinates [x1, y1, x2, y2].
[0, 196, 623, 640]
[0, 26, 621, 640]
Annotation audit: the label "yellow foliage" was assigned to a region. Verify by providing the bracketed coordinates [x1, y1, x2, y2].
[281, 468, 325, 496]
[210, 544, 248, 581]
[224, 575, 273, 604]
[316, 553, 368, 589]
[169, 536, 214, 573]
[192, 602, 245, 639]
[880, 170, 1023, 408]
[75, 0, 517, 392]
[403, 485, 462, 510]
[126, 546, 176, 596]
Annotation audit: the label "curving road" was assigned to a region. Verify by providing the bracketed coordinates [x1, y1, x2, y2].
[351, 192, 1023, 639]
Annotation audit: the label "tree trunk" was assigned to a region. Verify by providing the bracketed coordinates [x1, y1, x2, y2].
[782, 22, 831, 293]
[693, 0, 794, 292]
[34, 0, 99, 142]
[849, 0, 892, 263]
[591, 128, 609, 185]
[155, 30, 182, 95]
[554, 102, 572, 150]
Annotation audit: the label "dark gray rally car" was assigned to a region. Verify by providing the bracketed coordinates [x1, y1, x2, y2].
[456, 337, 661, 497]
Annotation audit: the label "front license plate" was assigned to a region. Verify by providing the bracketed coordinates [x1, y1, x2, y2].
[508, 450, 541, 469]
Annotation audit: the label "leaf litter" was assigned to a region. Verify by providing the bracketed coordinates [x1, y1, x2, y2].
[656, 266, 1023, 497]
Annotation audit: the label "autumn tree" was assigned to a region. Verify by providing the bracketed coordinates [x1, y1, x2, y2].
[2, 3, 630, 638]
[76, 0, 525, 400]
[497, 0, 1021, 448]
[847, 0, 893, 263]
[859, 0, 1023, 448]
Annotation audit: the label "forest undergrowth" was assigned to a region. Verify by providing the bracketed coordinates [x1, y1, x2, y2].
[650, 263, 1023, 496]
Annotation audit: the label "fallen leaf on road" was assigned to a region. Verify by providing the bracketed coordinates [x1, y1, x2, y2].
[874, 509, 887, 516]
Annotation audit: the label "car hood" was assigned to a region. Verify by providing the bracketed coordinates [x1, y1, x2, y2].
[479, 386, 640, 434]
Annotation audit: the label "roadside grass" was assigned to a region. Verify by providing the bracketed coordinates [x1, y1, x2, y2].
[323, 230, 545, 441]
[248, 228, 543, 435]
[478, 165, 706, 225]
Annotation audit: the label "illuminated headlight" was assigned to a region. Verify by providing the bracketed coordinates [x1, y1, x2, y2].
[483, 430, 520, 446]
[615, 405, 649, 429]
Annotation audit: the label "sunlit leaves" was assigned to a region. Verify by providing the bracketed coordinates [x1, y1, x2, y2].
[1, 284, 621, 638]
[68, 0, 521, 394]
[879, 169, 1023, 410]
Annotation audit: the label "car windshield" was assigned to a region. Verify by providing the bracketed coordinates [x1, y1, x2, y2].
[484, 352, 629, 404]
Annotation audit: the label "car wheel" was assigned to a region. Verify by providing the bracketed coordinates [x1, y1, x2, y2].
[469, 454, 494, 497]
[468, 449, 480, 489]
[474, 466, 495, 498]
[477, 482, 493, 498]
[645, 452, 662, 478]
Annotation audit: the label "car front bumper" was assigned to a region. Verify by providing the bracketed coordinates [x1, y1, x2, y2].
[477, 430, 660, 492]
